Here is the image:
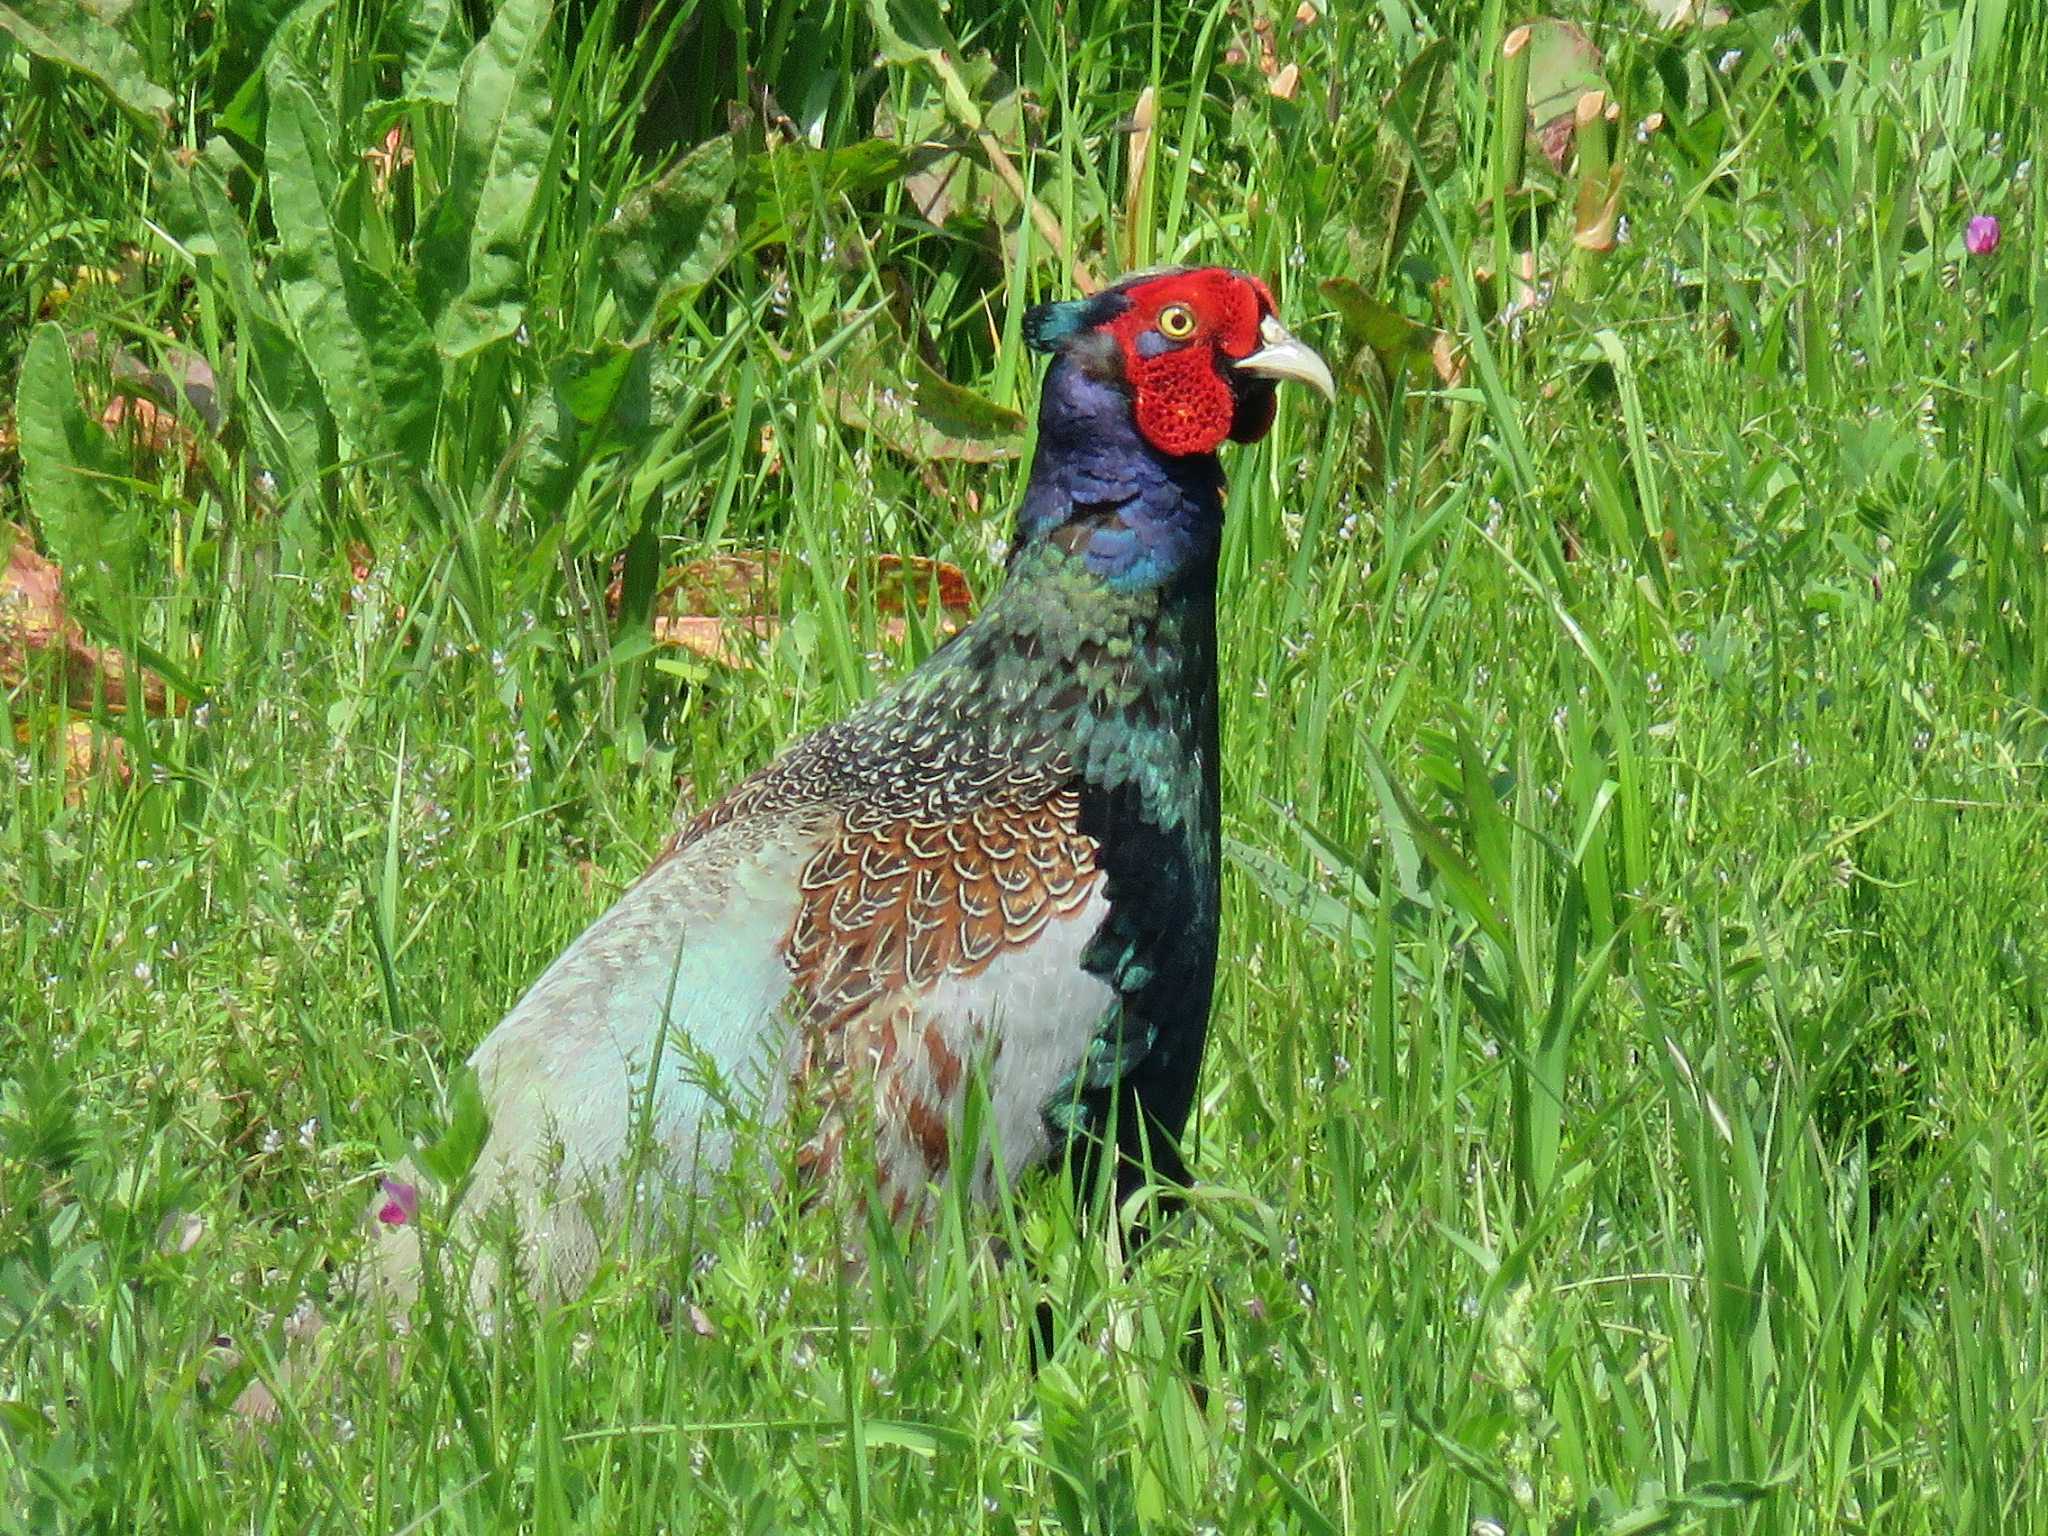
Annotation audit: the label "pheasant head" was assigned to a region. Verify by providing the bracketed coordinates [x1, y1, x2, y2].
[1024, 267, 1334, 456]
[1011, 267, 1333, 590]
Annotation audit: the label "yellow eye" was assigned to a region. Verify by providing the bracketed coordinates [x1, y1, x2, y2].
[1156, 303, 1198, 340]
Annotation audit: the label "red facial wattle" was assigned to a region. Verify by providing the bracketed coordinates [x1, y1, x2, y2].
[1107, 271, 1277, 457]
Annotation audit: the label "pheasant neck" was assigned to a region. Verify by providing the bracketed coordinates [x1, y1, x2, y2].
[886, 351, 1228, 834]
[946, 525, 1219, 842]
[1011, 351, 1229, 593]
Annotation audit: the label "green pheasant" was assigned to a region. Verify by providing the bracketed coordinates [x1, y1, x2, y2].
[367, 267, 1334, 1307]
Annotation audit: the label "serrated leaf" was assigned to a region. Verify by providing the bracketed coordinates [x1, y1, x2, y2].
[1639, 0, 1730, 25]
[1522, 19, 1606, 132]
[402, 0, 468, 105]
[267, 69, 440, 473]
[828, 314, 1023, 464]
[15, 324, 141, 621]
[1225, 834, 1373, 947]
[866, 0, 981, 128]
[876, 56, 1029, 230]
[599, 136, 739, 340]
[171, 157, 329, 500]
[0, 1, 173, 131]
[1364, 39, 1457, 289]
[1320, 278, 1461, 386]
[738, 139, 915, 251]
[417, 0, 554, 359]
[414, 1066, 490, 1188]
[516, 340, 653, 509]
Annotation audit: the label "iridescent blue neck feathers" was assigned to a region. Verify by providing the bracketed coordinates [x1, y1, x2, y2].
[1012, 348, 1227, 592]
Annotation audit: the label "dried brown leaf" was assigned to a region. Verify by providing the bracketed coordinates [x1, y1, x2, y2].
[643, 552, 975, 668]
[1, 522, 170, 713]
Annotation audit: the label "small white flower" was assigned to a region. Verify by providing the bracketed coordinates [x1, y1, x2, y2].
[1717, 48, 1742, 74]
[298, 1117, 320, 1151]
[260, 1127, 284, 1155]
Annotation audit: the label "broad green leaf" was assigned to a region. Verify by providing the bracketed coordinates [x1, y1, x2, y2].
[865, 0, 981, 130]
[516, 340, 653, 511]
[1522, 18, 1606, 129]
[417, 0, 554, 359]
[402, 0, 469, 106]
[599, 136, 739, 340]
[15, 323, 141, 619]
[171, 157, 329, 501]
[829, 316, 1024, 465]
[267, 70, 440, 473]
[210, 0, 336, 146]
[1364, 39, 1457, 291]
[738, 139, 914, 252]
[875, 56, 1028, 229]
[1639, 0, 1731, 25]
[1320, 278, 1459, 386]
[0, 1, 173, 132]
[415, 1066, 490, 1188]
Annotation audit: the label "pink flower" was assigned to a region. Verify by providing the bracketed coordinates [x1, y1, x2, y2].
[376, 1178, 418, 1226]
[1965, 215, 2001, 256]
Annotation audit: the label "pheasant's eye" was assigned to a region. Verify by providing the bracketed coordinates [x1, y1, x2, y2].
[1155, 303, 1198, 340]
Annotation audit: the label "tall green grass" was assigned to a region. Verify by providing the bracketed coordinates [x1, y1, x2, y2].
[4, 0, 2047, 1529]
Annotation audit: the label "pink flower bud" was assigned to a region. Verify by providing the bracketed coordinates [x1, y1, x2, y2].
[1965, 215, 2001, 256]
[376, 1178, 418, 1226]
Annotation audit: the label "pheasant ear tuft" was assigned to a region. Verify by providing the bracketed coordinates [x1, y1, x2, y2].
[1024, 291, 1132, 353]
[1023, 298, 1092, 353]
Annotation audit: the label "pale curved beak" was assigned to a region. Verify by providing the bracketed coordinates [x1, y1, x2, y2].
[1234, 312, 1336, 401]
